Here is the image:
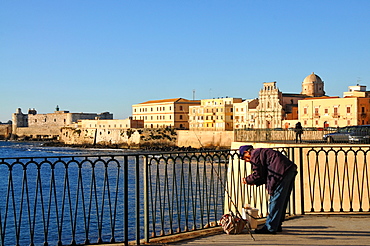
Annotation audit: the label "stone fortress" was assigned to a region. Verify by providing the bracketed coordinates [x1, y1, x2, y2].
[11, 106, 113, 140]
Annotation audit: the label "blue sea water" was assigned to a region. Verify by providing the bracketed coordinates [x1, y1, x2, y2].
[0, 141, 142, 245]
[0, 141, 224, 246]
[0, 140, 136, 158]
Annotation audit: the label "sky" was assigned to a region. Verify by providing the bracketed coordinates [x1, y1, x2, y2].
[1, 1, 369, 122]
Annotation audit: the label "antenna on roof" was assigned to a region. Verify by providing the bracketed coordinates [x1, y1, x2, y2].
[193, 89, 196, 100]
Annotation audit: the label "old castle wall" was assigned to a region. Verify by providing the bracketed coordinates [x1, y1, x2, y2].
[0, 124, 12, 140]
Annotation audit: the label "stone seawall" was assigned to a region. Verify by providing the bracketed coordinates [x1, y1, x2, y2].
[177, 130, 234, 148]
[60, 127, 235, 149]
[60, 127, 179, 148]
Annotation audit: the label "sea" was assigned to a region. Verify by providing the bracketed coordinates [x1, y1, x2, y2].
[0, 140, 137, 158]
[0, 141, 223, 245]
[0, 141, 143, 245]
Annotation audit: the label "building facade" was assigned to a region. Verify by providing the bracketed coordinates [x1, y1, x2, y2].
[132, 98, 201, 129]
[299, 85, 370, 128]
[254, 82, 309, 129]
[233, 99, 259, 129]
[188, 97, 243, 131]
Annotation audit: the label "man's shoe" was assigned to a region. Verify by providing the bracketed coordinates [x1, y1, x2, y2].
[277, 225, 282, 232]
[254, 226, 276, 234]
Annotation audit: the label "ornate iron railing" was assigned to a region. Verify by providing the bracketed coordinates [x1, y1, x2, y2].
[1, 146, 369, 245]
[228, 146, 370, 220]
[0, 150, 231, 246]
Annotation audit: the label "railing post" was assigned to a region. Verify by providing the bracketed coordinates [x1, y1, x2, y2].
[135, 155, 141, 245]
[143, 156, 150, 243]
[299, 147, 305, 215]
[124, 156, 129, 246]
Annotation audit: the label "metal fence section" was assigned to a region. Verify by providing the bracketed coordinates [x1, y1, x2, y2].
[144, 152, 230, 240]
[0, 150, 231, 246]
[235, 128, 337, 143]
[226, 146, 370, 221]
[1, 146, 369, 245]
[302, 146, 370, 213]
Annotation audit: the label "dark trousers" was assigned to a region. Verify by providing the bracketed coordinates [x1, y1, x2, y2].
[265, 168, 297, 232]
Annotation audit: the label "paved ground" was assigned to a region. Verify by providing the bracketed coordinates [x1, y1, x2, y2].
[151, 214, 370, 246]
[94, 214, 370, 246]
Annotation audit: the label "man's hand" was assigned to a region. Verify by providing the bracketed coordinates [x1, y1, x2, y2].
[242, 178, 255, 185]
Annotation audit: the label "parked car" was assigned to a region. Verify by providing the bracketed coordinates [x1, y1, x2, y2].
[323, 125, 370, 143]
[348, 125, 370, 143]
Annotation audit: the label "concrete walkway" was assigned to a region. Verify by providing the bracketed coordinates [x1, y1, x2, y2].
[150, 214, 370, 246]
[95, 214, 370, 246]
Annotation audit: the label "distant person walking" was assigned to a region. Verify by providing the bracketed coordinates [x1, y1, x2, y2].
[294, 122, 303, 143]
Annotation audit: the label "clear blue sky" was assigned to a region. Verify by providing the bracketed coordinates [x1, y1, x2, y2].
[1, 0, 369, 122]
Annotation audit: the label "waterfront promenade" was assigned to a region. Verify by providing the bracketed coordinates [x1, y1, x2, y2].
[97, 213, 370, 246]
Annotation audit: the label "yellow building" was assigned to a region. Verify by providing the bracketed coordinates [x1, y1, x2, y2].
[299, 85, 370, 128]
[189, 97, 243, 131]
[132, 98, 200, 129]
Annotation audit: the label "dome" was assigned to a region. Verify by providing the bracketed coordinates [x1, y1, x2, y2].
[303, 72, 323, 84]
[301, 72, 325, 97]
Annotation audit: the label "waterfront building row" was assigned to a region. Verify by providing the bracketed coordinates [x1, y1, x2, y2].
[131, 72, 370, 130]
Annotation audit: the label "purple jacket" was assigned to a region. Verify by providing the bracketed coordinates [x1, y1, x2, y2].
[245, 148, 297, 195]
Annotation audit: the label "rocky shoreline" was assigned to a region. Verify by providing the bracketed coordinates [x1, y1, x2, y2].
[41, 140, 223, 152]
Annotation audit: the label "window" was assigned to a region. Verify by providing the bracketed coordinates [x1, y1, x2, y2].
[347, 106, 351, 114]
[324, 109, 328, 114]
[304, 107, 307, 114]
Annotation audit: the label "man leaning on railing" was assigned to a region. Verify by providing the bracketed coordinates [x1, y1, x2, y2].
[240, 145, 298, 234]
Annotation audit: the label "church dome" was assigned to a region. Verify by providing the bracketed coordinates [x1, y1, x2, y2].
[301, 72, 325, 97]
[303, 72, 323, 84]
